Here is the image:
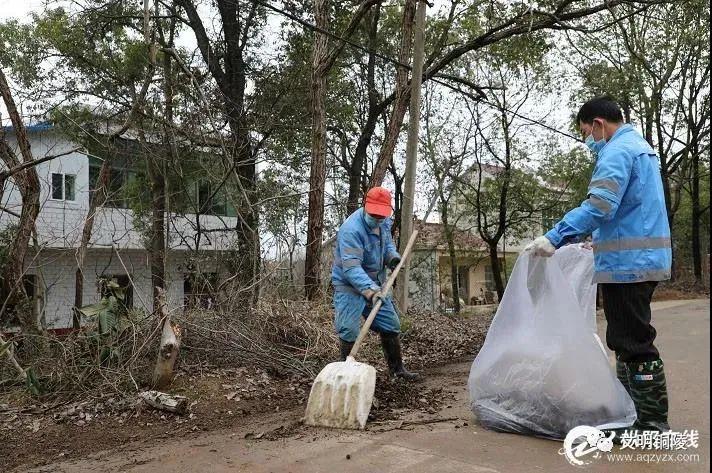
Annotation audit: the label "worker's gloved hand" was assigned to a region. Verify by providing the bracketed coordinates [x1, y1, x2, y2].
[524, 236, 556, 257]
[387, 256, 401, 270]
[363, 288, 384, 304]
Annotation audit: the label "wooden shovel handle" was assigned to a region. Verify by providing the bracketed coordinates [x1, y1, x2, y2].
[348, 229, 420, 358]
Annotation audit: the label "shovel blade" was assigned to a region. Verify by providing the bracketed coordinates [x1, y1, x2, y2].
[304, 357, 376, 430]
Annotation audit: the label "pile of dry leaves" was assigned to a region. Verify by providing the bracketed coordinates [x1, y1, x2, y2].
[1, 301, 495, 471]
[401, 307, 494, 369]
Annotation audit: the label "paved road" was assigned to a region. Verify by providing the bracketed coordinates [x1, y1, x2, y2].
[33, 299, 709, 473]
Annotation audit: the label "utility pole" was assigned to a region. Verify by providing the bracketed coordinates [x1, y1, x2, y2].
[395, 0, 426, 312]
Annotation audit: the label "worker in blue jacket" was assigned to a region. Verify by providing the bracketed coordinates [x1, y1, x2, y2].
[331, 186, 419, 381]
[526, 97, 672, 433]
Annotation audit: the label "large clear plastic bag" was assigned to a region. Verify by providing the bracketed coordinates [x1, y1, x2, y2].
[468, 244, 636, 440]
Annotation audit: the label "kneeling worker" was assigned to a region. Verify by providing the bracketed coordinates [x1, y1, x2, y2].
[331, 186, 419, 381]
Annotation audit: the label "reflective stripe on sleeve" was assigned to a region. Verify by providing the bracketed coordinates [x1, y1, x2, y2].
[593, 237, 672, 253]
[593, 269, 671, 283]
[587, 195, 613, 214]
[342, 247, 364, 257]
[588, 178, 620, 194]
[342, 259, 361, 268]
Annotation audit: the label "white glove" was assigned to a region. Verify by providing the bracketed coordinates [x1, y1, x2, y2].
[524, 235, 556, 257]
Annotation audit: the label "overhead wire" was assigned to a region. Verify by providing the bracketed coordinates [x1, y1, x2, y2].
[249, 0, 583, 142]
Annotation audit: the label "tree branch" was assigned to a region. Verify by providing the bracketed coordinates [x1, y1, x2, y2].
[0, 147, 82, 181]
[175, 0, 227, 89]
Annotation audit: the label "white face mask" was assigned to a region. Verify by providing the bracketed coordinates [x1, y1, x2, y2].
[584, 121, 606, 155]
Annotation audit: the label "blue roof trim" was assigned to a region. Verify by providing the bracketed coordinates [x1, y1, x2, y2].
[1, 122, 54, 133]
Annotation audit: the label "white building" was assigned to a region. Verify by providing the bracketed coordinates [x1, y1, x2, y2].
[1, 124, 239, 330]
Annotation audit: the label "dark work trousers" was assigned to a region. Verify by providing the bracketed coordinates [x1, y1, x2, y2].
[601, 281, 661, 363]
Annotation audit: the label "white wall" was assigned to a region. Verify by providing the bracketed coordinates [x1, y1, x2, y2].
[24, 249, 207, 329]
[0, 128, 240, 251]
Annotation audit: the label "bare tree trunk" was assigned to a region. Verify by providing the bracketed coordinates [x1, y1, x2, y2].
[348, 113, 379, 214]
[176, 0, 260, 307]
[304, 0, 329, 300]
[369, 0, 416, 188]
[73, 162, 110, 325]
[394, 0, 426, 312]
[0, 68, 41, 334]
[152, 288, 180, 388]
[440, 199, 460, 313]
[488, 243, 505, 299]
[148, 30, 176, 307]
[691, 146, 702, 284]
[73, 13, 156, 325]
[659, 163, 678, 280]
[302, 0, 381, 297]
[347, 3, 382, 214]
[388, 163, 404, 243]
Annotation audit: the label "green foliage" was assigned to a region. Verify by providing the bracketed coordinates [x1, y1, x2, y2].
[122, 170, 152, 246]
[672, 163, 711, 261]
[0, 224, 18, 269]
[571, 1, 709, 129]
[538, 148, 595, 210]
[78, 279, 132, 365]
[25, 367, 42, 396]
[470, 167, 551, 241]
[0, 5, 151, 105]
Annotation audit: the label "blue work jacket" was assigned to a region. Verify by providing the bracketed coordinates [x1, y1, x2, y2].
[545, 124, 672, 283]
[331, 208, 401, 294]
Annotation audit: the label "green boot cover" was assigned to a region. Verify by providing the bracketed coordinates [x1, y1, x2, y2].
[627, 359, 670, 432]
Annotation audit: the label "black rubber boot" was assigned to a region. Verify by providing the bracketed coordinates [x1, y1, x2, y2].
[379, 332, 420, 381]
[339, 339, 355, 361]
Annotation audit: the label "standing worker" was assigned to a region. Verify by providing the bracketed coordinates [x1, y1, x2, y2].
[331, 186, 420, 381]
[525, 96, 671, 433]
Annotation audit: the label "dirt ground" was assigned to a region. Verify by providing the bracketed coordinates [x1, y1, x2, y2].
[1, 358, 470, 471]
[0, 309, 492, 472]
[652, 278, 709, 301]
[20, 298, 709, 473]
[1, 289, 707, 472]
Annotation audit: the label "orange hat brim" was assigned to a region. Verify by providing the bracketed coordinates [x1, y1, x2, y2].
[364, 201, 392, 218]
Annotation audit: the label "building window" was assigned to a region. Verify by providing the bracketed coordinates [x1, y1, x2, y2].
[89, 157, 137, 208]
[196, 181, 235, 217]
[51, 173, 76, 201]
[51, 173, 62, 199]
[65, 175, 76, 200]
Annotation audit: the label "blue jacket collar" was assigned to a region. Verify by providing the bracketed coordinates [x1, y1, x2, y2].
[609, 123, 634, 142]
[595, 124, 634, 158]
